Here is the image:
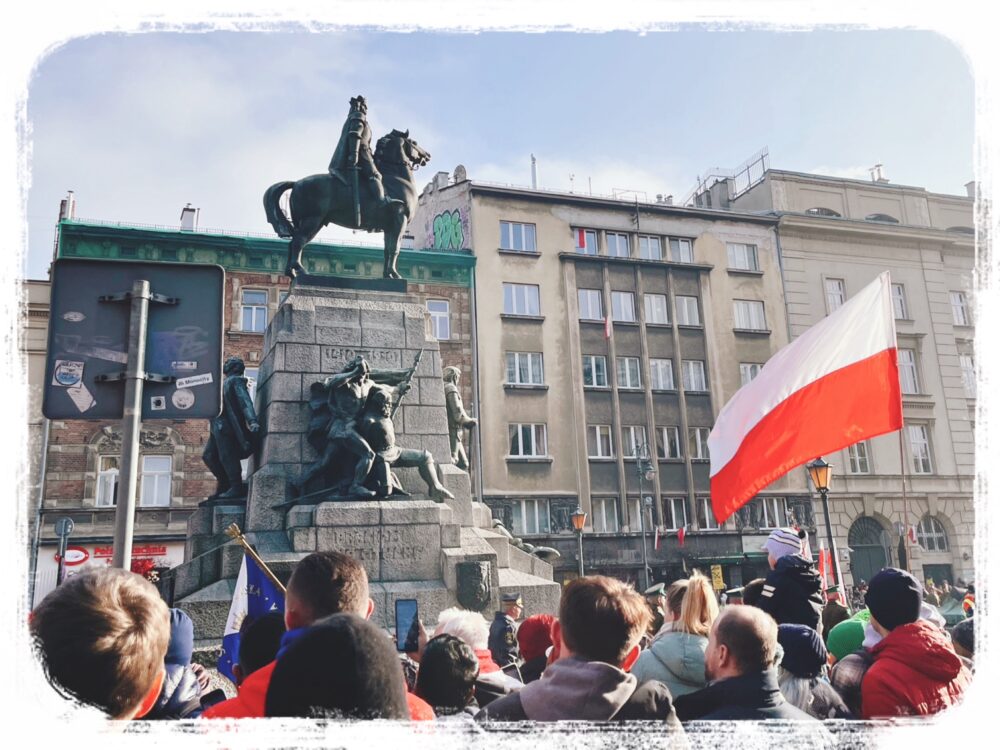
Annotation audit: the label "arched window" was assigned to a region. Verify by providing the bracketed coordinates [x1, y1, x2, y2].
[946, 226, 975, 235]
[917, 515, 949, 552]
[865, 213, 900, 224]
[806, 207, 842, 217]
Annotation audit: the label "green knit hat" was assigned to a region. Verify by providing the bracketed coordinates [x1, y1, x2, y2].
[826, 614, 867, 661]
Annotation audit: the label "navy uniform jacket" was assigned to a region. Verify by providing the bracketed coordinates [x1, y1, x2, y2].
[488, 612, 519, 667]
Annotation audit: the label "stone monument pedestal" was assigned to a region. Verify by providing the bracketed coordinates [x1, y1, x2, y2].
[171, 283, 560, 644]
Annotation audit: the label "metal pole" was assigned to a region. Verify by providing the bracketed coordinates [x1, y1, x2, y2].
[637, 461, 650, 591]
[576, 529, 585, 577]
[820, 488, 838, 586]
[56, 533, 68, 586]
[112, 279, 151, 571]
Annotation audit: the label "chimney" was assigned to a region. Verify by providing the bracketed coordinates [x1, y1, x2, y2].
[665, 194, 674, 205]
[180, 203, 200, 232]
[965, 180, 976, 199]
[433, 171, 450, 190]
[58, 190, 76, 221]
[869, 163, 889, 184]
[530, 154, 538, 189]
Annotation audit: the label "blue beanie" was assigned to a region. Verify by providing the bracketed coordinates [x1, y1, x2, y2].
[777, 624, 827, 678]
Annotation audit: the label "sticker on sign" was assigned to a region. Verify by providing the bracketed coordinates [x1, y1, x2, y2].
[171, 361, 198, 371]
[52, 360, 85, 387]
[176, 372, 213, 389]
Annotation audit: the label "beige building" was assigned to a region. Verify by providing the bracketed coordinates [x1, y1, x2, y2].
[716, 169, 976, 590]
[413, 171, 814, 587]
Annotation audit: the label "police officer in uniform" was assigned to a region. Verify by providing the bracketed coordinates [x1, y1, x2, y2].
[643, 583, 666, 636]
[488, 593, 523, 667]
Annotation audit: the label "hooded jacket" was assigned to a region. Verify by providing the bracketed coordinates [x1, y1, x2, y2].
[629, 631, 708, 699]
[475, 656, 680, 724]
[673, 669, 815, 721]
[147, 609, 204, 720]
[861, 619, 971, 718]
[756, 555, 824, 632]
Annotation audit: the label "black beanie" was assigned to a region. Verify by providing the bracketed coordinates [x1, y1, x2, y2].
[865, 568, 922, 631]
[265, 613, 409, 719]
[951, 617, 974, 654]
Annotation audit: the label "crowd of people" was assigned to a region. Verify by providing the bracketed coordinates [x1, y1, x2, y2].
[29, 526, 974, 728]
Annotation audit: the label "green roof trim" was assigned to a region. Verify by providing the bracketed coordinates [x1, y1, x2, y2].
[57, 219, 475, 287]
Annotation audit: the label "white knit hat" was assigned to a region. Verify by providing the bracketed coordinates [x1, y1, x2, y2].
[762, 527, 803, 560]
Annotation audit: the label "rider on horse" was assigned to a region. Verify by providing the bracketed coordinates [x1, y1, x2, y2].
[329, 95, 401, 225]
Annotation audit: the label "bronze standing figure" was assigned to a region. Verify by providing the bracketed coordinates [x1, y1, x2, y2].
[202, 357, 259, 503]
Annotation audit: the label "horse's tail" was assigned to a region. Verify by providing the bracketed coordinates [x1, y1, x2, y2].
[263, 181, 296, 238]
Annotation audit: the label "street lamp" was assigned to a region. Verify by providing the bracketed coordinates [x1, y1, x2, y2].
[571, 507, 587, 577]
[806, 457, 838, 586]
[636, 442, 656, 591]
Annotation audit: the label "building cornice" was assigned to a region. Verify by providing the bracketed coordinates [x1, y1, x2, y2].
[775, 213, 975, 249]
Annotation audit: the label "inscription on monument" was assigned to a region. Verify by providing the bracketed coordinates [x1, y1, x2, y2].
[323, 347, 400, 369]
[327, 527, 380, 563]
[382, 527, 421, 562]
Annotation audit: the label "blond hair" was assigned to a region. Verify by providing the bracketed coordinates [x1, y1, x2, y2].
[676, 570, 719, 637]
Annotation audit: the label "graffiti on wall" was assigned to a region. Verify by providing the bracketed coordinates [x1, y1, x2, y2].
[431, 208, 466, 250]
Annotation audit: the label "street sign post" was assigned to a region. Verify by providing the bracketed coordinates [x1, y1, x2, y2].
[43, 259, 224, 571]
[54, 517, 74, 586]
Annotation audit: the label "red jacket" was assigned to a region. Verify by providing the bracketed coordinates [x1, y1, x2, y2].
[201, 660, 434, 720]
[861, 620, 971, 719]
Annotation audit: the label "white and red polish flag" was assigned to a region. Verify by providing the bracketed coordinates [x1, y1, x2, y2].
[604, 313, 612, 339]
[708, 272, 903, 524]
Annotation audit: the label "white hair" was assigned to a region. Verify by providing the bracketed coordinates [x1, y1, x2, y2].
[432, 607, 489, 651]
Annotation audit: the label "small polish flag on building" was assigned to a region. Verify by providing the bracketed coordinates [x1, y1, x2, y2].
[654, 526, 662, 550]
[677, 527, 686, 547]
[908, 525, 918, 544]
[604, 314, 612, 339]
[577, 229, 587, 249]
[708, 272, 903, 525]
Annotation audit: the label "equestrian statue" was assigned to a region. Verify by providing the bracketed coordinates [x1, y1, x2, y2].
[263, 95, 431, 279]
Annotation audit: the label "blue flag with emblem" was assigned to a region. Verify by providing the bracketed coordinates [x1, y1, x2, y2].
[217, 552, 285, 684]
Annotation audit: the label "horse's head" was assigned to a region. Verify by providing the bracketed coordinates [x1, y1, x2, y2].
[376, 129, 431, 171]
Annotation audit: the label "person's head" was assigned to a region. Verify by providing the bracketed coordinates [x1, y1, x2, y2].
[554, 575, 650, 669]
[762, 528, 804, 568]
[825, 616, 866, 663]
[825, 585, 841, 603]
[502, 593, 524, 619]
[517, 614, 555, 662]
[235, 612, 286, 686]
[951, 618, 974, 659]
[777, 624, 827, 679]
[414, 634, 479, 712]
[741, 578, 767, 607]
[223, 356, 245, 376]
[265, 613, 408, 719]
[284, 551, 373, 630]
[676, 571, 720, 637]
[442, 366, 460, 385]
[30, 568, 171, 720]
[967, 583, 975, 595]
[369, 388, 393, 417]
[664, 580, 688, 621]
[433, 607, 489, 651]
[723, 587, 744, 606]
[864, 568, 922, 636]
[704, 605, 779, 682]
[350, 94, 368, 114]
[644, 582, 666, 608]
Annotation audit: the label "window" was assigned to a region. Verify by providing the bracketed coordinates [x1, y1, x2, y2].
[639, 235, 662, 260]
[241, 289, 268, 333]
[739, 363, 763, 387]
[575, 228, 599, 255]
[606, 232, 631, 258]
[662, 497, 688, 531]
[592, 497, 619, 533]
[508, 423, 547, 457]
[907, 424, 933, 474]
[500, 221, 537, 252]
[644, 294, 669, 324]
[689, 427, 711, 459]
[758, 497, 789, 529]
[891, 283, 908, 319]
[682, 360, 707, 392]
[668, 238, 693, 263]
[611, 291, 636, 322]
[427, 299, 450, 340]
[588, 425, 614, 458]
[503, 283, 540, 316]
[649, 358, 675, 390]
[675, 295, 700, 326]
[917, 516, 949, 552]
[959, 354, 976, 397]
[733, 300, 767, 330]
[950, 291, 971, 326]
[825, 278, 846, 313]
[805, 207, 842, 217]
[616, 357, 642, 389]
[898, 348, 920, 394]
[656, 426, 681, 459]
[96, 456, 120, 507]
[139, 455, 172, 507]
[511, 498, 550, 535]
[578, 289, 604, 320]
[848, 441, 871, 474]
[582, 355, 609, 387]
[727, 243, 759, 271]
[865, 213, 899, 224]
[698, 497, 719, 530]
[506, 352, 544, 385]
[621, 425, 648, 458]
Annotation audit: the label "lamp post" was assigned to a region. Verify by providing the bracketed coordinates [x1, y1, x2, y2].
[636, 442, 656, 591]
[806, 457, 838, 586]
[571, 507, 587, 577]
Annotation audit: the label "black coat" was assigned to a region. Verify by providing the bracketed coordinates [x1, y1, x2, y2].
[146, 663, 204, 720]
[488, 612, 519, 667]
[756, 555, 824, 632]
[674, 669, 815, 722]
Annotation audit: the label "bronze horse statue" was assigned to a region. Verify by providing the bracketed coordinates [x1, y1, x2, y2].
[263, 129, 431, 279]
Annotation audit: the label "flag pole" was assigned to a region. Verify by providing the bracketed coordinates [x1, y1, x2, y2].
[224, 523, 286, 594]
[897, 430, 912, 574]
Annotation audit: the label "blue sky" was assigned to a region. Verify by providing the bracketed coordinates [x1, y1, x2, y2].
[24, 28, 973, 278]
